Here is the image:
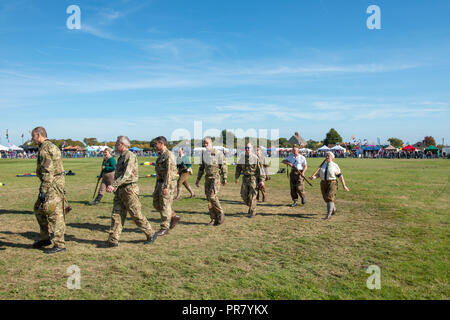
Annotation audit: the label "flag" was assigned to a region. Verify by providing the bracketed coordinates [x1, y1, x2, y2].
[6, 129, 8, 140]
[21, 133, 24, 139]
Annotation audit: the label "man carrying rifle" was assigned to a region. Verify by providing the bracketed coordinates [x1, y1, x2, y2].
[89, 147, 116, 205]
[31, 127, 70, 254]
[282, 144, 308, 207]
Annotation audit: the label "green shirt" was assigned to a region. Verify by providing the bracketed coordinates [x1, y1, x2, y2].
[176, 154, 192, 172]
[102, 157, 117, 173]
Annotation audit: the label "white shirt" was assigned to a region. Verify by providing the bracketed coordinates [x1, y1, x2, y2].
[284, 154, 307, 171]
[318, 161, 341, 181]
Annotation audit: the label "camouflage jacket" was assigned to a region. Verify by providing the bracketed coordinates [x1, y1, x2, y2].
[257, 154, 270, 167]
[197, 148, 228, 182]
[112, 150, 138, 188]
[235, 153, 265, 183]
[155, 148, 178, 188]
[257, 153, 270, 175]
[37, 140, 65, 193]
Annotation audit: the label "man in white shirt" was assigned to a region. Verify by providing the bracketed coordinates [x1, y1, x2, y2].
[282, 144, 308, 207]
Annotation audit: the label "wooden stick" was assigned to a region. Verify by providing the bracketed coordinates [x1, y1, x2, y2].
[311, 159, 327, 179]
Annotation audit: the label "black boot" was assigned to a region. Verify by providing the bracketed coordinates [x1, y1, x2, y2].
[89, 194, 102, 205]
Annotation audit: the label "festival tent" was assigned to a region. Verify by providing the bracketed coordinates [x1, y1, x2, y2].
[0, 144, 8, 151]
[64, 146, 85, 151]
[9, 145, 24, 151]
[424, 145, 439, 153]
[331, 145, 346, 151]
[402, 145, 416, 152]
[300, 148, 312, 153]
[362, 145, 380, 151]
[129, 146, 142, 152]
[384, 145, 397, 151]
[317, 145, 330, 151]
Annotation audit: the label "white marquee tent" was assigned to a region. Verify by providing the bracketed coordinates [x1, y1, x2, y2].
[317, 145, 330, 151]
[331, 145, 346, 152]
[9, 145, 24, 151]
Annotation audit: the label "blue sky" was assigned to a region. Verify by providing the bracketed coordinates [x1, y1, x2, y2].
[1, 0, 449, 146]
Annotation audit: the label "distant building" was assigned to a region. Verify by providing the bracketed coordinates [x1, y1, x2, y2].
[288, 132, 306, 147]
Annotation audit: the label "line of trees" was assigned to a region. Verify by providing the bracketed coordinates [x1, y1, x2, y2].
[22, 130, 443, 152]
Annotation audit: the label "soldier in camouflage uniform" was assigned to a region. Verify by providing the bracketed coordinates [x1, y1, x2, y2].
[195, 136, 228, 226]
[235, 143, 266, 217]
[105, 136, 157, 247]
[256, 146, 270, 202]
[153, 136, 179, 236]
[31, 127, 70, 254]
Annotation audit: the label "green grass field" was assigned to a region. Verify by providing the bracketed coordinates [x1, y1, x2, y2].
[0, 157, 448, 299]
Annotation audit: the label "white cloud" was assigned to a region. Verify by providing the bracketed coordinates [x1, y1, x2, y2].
[79, 24, 118, 40]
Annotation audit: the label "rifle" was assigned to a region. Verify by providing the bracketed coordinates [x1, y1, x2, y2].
[282, 157, 313, 187]
[92, 167, 104, 199]
[292, 167, 313, 187]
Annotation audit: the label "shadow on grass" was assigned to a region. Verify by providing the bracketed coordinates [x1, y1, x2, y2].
[175, 210, 209, 216]
[257, 203, 292, 207]
[65, 234, 107, 247]
[258, 212, 317, 219]
[69, 200, 113, 205]
[66, 234, 159, 247]
[67, 222, 144, 234]
[225, 212, 247, 217]
[67, 222, 109, 232]
[220, 199, 244, 205]
[0, 209, 34, 215]
[0, 231, 39, 249]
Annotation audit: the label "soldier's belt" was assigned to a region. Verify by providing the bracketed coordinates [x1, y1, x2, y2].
[118, 182, 136, 188]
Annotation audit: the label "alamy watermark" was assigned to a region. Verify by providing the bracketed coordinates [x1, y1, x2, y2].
[66, 265, 81, 290]
[66, 5, 81, 30]
[169, 121, 281, 174]
[367, 5, 381, 30]
[366, 265, 381, 290]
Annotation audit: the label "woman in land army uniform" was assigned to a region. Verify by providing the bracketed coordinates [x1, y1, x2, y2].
[89, 147, 116, 205]
[175, 147, 195, 200]
[310, 151, 350, 220]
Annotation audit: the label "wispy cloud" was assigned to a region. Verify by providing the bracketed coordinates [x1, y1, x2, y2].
[79, 24, 118, 40]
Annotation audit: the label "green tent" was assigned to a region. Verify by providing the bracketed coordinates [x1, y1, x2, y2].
[424, 145, 439, 153]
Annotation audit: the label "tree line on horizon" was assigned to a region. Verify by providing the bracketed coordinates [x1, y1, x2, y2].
[22, 129, 441, 151]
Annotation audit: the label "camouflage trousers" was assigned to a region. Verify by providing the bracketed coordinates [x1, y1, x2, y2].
[241, 176, 258, 215]
[34, 190, 66, 248]
[204, 177, 224, 221]
[108, 183, 154, 244]
[153, 180, 176, 230]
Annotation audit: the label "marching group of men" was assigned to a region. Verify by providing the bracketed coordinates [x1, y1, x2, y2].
[30, 126, 349, 254]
